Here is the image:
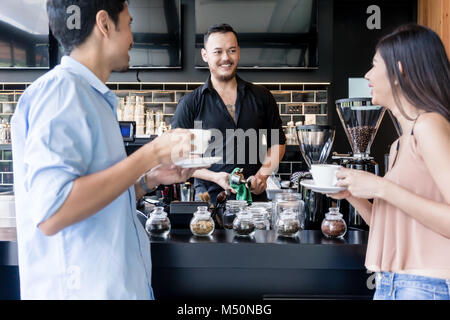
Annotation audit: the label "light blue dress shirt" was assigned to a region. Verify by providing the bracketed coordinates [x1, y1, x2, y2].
[11, 56, 154, 299]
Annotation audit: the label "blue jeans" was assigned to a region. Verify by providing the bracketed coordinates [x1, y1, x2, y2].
[374, 271, 450, 300]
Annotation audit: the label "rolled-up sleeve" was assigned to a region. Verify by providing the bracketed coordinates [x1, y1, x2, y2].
[23, 80, 94, 227]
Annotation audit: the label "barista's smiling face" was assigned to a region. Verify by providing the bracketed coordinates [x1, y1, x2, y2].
[201, 32, 240, 82]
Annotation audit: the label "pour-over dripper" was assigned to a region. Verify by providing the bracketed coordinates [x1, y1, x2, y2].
[335, 98, 386, 159]
[295, 125, 335, 230]
[295, 125, 335, 168]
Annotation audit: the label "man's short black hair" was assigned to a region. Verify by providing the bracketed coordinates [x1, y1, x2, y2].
[203, 23, 238, 47]
[47, 0, 127, 54]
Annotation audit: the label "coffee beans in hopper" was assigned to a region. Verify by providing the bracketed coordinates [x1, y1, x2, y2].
[348, 126, 376, 153]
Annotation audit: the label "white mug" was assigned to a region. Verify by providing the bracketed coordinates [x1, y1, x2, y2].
[189, 129, 212, 154]
[310, 164, 341, 187]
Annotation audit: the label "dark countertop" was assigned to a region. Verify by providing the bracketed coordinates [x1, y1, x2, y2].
[150, 229, 372, 299]
[150, 229, 368, 270]
[1, 228, 368, 268]
[1, 227, 374, 299]
[0, 228, 17, 267]
[152, 228, 367, 245]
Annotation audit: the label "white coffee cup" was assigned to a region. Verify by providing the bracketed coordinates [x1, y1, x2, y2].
[310, 164, 342, 187]
[189, 129, 212, 154]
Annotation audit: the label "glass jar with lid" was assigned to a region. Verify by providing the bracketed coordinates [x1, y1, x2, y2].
[223, 200, 248, 229]
[248, 206, 270, 230]
[233, 208, 256, 237]
[273, 193, 304, 229]
[276, 208, 300, 237]
[321, 207, 347, 239]
[190, 206, 215, 237]
[145, 207, 171, 237]
[250, 202, 273, 228]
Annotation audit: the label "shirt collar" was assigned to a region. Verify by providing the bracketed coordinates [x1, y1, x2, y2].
[201, 74, 247, 96]
[61, 56, 111, 96]
[60, 56, 118, 110]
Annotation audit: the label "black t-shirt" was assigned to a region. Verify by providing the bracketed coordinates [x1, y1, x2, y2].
[171, 75, 286, 203]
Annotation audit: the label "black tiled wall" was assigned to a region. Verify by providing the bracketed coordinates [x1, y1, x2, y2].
[0, 81, 329, 184]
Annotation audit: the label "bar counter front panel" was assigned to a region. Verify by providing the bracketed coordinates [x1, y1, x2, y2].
[151, 229, 373, 300]
[0, 228, 373, 300]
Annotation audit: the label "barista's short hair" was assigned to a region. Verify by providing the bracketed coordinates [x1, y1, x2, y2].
[47, 0, 127, 54]
[203, 23, 238, 47]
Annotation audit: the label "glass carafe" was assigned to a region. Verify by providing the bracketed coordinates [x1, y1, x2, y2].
[276, 208, 300, 237]
[145, 207, 171, 237]
[223, 200, 248, 229]
[233, 208, 256, 237]
[190, 206, 215, 236]
[321, 207, 347, 238]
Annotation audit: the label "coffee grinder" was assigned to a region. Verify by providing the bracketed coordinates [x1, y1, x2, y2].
[334, 98, 386, 230]
[295, 125, 335, 230]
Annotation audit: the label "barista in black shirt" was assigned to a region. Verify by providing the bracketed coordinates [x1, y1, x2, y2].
[171, 24, 286, 204]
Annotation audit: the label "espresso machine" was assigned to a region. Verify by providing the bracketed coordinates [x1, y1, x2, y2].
[295, 125, 336, 230]
[334, 98, 386, 230]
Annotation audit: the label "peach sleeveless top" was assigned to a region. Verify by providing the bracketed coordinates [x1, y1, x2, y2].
[365, 122, 450, 279]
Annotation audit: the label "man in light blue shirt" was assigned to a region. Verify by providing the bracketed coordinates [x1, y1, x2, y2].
[11, 0, 196, 299]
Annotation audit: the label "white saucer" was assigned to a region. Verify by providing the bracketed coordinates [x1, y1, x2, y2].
[300, 179, 346, 194]
[174, 156, 222, 168]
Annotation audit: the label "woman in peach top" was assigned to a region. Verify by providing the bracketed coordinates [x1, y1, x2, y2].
[332, 24, 450, 300]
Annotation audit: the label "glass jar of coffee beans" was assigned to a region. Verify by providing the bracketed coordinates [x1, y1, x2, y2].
[276, 208, 300, 237]
[248, 206, 270, 230]
[145, 207, 171, 237]
[190, 206, 215, 237]
[223, 200, 248, 229]
[233, 208, 256, 237]
[321, 207, 347, 239]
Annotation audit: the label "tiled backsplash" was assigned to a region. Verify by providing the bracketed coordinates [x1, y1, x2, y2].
[0, 81, 330, 184]
[107, 82, 330, 129]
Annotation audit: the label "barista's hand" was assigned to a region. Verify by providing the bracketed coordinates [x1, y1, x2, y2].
[248, 174, 268, 195]
[213, 171, 237, 194]
[146, 164, 196, 188]
[336, 167, 385, 199]
[147, 129, 193, 164]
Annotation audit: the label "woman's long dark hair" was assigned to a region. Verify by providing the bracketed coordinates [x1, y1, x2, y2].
[376, 24, 450, 121]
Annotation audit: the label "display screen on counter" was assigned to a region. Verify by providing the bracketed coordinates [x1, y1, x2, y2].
[119, 121, 136, 142]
